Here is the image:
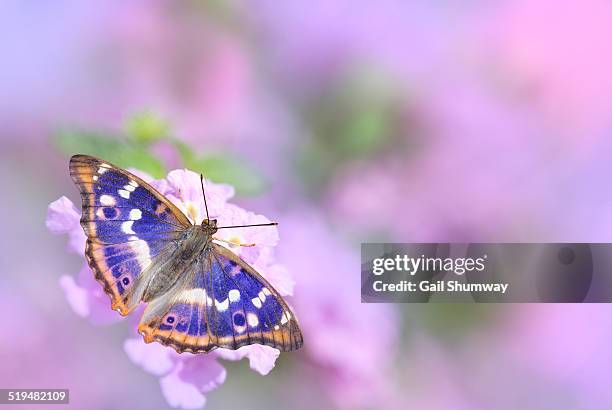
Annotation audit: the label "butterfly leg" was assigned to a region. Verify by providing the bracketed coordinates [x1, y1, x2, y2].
[213, 237, 256, 247]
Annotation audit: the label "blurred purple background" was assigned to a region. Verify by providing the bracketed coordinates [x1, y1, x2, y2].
[3, 1, 612, 409]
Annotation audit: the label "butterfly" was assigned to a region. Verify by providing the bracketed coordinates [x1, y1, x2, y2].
[69, 154, 303, 353]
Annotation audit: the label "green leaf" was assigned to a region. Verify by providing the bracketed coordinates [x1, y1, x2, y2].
[169, 139, 268, 195]
[114, 149, 166, 179]
[170, 138, 197, 168]
[125, 111, 170, 144]
[54, 131, 166, 178]
[294, 142, 335, 197]
[189, 153, 268, 196]
[55, 130, 123, 156]
[340, 106, 391, 157]
[408, 304, 499, 340]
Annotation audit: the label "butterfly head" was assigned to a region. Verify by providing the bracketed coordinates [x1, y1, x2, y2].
[201, 218, 218, 235]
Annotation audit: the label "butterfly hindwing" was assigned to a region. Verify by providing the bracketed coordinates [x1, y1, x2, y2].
[69, 155, 191, 315]
[137, 257, 215, 353]
[137, 243, 303, 353]
[208, 244, 303, 352]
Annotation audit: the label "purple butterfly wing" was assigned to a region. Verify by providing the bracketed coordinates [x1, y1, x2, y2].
[138, 243, 303, 352]
[70, 154, 191, 315]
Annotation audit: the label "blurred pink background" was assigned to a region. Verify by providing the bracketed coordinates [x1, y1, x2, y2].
[2, 1, 612, 409]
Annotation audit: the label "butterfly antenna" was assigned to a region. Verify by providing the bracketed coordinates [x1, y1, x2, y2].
[216, 222, 279, 229]
[200, 174, 210, 221]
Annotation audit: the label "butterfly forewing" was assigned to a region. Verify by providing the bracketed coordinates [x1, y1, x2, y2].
[69, 155, 191, 315]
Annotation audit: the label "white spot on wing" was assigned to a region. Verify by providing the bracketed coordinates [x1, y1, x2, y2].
[100, 195, 115, 206]
[121, 221, 135, 234]
[118, 189, 130, 199]
[257, 290, 267, 303]
[262, 288, 271, 296]
[252, 297, 262, 309]
[216, 298, 229, 312]
[128, 235, 151, 268]
[228, 289, 240, 302]
[124, 184, 136, 192]
[179, 289, 207, 304]
[129, 209, 142, 220]
[93, 175, 98, 181]
[247, 312, 259, 327]
[97, 167, 108, 174]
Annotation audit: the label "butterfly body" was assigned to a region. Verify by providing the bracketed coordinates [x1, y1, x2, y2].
[140, 225, 210, 303]
[69, 154, 303, 353]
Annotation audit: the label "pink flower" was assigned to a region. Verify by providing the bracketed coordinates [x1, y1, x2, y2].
[160, 356, 226, 409]
[46, 196, 86, 254]
[58, 263, 123, 325]
[47, 167, 294, 408]
[163, 169, 235, 222]
[122, 331, 281, 408]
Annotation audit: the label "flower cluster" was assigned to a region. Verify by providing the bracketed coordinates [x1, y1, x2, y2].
[46, 168, 294, 409]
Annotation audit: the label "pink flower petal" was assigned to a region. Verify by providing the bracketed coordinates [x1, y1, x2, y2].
[127, 168, 169, 194]
[242, 345, 280, 376]
[214, 347, 248, 361]
[124, 337, 177, 376]
[214, 204, 280, 267]
[160, 356, 226, 409]
[166, 169, 203, 203]
[160, 368, 207, 409]
[179, 355, 227, 393]
[66, 230, 87, 255]
[165, 169, 235, 221]
[58, 275, 89, 317]
[46, 196, 86, 254]
[216, 204, 279, 247]
[262, 264, 295, 296]
[59, 264, 124, 325]
[46, 196, 80, 233]
[249, 246, 275, 271]
[216, 345, 280, 375]
[76, 263, 123, 325]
